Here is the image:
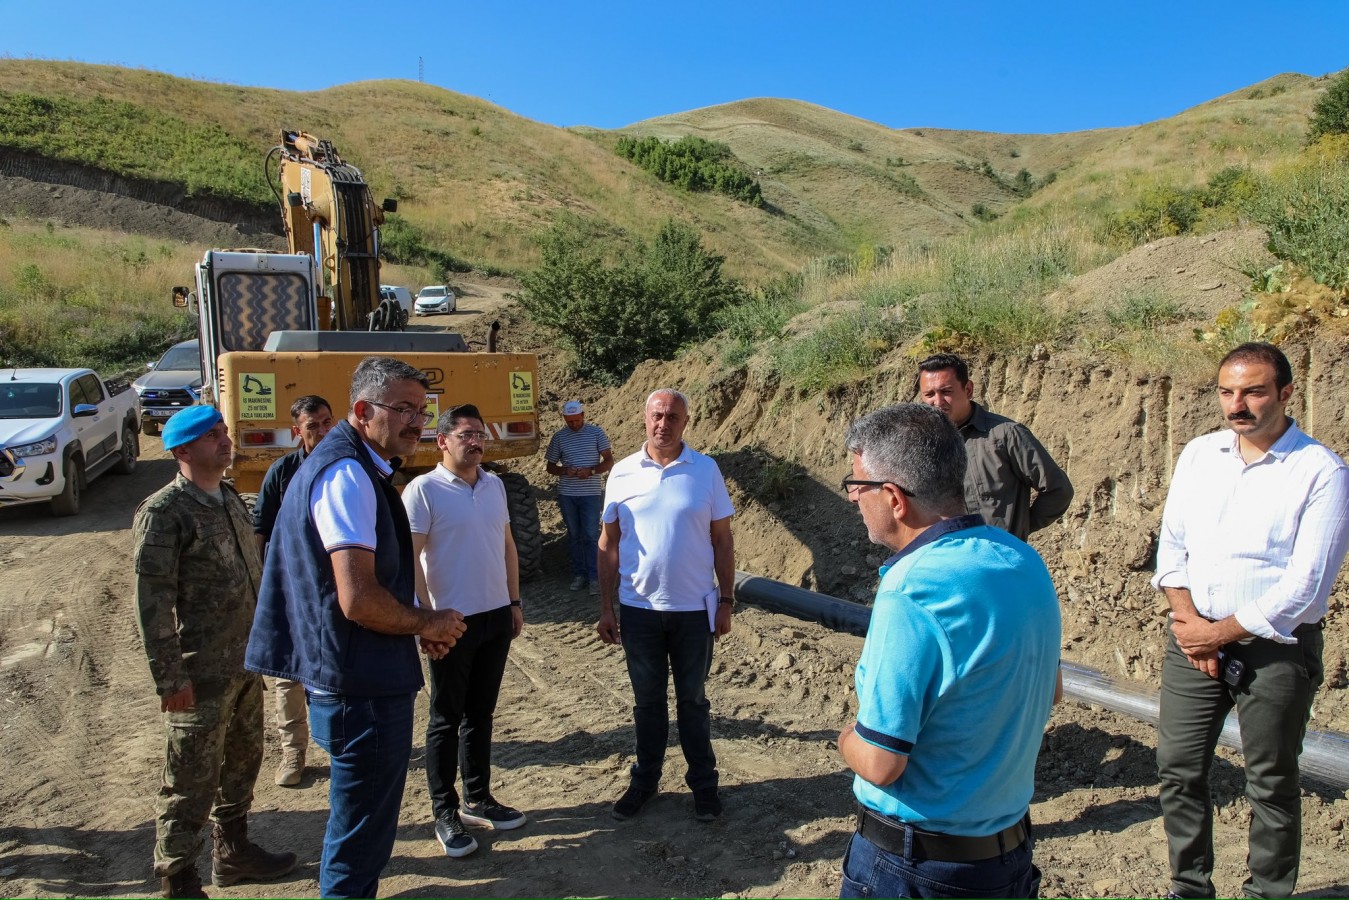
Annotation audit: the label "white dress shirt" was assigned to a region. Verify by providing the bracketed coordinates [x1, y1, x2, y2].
[1153, 420, 1349, 643]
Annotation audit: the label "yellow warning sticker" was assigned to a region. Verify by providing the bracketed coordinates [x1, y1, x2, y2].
[238, 373, 277, 420]
[422, 394, 441, 439]
[509, 371, 534, 413]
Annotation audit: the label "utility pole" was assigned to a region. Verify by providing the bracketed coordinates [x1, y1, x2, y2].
[418, 57, 424, 83]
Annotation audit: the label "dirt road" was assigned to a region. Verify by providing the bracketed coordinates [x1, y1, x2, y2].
[2, 427, 1347, 899]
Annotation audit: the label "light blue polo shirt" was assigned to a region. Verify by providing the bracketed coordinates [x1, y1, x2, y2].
[853, 516, 1061, 836]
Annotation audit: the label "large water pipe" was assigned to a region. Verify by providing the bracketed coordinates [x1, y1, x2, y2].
[733, 570, 1349, 790]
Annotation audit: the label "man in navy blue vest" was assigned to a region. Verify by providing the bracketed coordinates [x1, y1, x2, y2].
[245, 357, 466, 899]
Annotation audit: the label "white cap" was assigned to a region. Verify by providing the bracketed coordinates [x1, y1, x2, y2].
[562, 400, 583, 416]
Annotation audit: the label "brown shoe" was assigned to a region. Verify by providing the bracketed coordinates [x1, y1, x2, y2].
[211, 818, 297, 887]
[274, 747, 305, 787]
[161, 866, 208, 898]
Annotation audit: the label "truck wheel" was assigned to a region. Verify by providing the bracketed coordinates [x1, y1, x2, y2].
[143, 420, 160, 438]
[51, 456, 84, 517]
[113, 425, 138, 475]
[500, 472, 543, 581]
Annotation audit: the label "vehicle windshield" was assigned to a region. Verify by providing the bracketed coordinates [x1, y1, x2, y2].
[418, 288, 447, 298]
[156, 345, 199, 371]
[0, 383, 62, 419]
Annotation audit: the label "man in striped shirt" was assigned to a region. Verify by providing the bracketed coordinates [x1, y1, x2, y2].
[545, 400, 614, 595]
[1153, 342, 1349, 899]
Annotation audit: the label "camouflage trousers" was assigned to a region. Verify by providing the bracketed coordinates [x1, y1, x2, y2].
[153, 674, 264, 877]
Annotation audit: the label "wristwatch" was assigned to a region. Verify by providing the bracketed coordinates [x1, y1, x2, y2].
[718, 596, 735, 606]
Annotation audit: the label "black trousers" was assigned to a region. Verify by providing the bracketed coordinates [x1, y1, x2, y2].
[425, 605, 515, 820]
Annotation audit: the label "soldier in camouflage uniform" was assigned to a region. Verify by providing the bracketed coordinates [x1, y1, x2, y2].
[134, 405, 297, 899]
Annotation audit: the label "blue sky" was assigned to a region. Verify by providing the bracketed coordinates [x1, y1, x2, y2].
[3, 0, 1346, 134]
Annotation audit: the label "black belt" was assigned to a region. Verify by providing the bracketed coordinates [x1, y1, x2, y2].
[856, 805, 1028, 863]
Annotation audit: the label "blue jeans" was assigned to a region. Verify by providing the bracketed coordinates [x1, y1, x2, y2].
[619, 604, 717, 791]
[308, 692, 415, 899]
[840, 831, 1041, 898]
[559, 493, 601, 581]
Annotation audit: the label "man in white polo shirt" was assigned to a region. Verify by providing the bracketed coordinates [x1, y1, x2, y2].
[597, 388, 736, 823]
[404, 403, 527, 860]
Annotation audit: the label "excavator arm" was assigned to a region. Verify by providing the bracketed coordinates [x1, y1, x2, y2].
[273, 129, 402, 331]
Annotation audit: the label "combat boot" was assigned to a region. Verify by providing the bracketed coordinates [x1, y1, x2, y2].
[210, 817, 297, 887]
[160, 865, 208, 898]
[274, 747, 305, 787]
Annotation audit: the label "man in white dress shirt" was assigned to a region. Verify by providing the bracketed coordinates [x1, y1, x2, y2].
[1153, 342, 1349, 899]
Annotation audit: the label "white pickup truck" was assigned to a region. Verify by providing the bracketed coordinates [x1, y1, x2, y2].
[0, 368, 142, 516]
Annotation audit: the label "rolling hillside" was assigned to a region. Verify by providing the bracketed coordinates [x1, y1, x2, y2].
[0, 61, 1332, 283]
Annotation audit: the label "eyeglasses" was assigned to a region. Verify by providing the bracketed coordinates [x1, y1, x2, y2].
[445, 430, 488, 442]
[366, 401, 434, 425]
[840, 477, 915, 498]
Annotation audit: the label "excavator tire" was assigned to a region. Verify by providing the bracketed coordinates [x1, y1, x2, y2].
[500, 472, 543, 582]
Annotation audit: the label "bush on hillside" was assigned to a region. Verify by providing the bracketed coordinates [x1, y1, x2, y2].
[614, 136, 764, 207]
[1248, 151, 1349, 290]
[1107, 167, 1258, 245]
[380, 214, 472, 276]
[515, 217, 748, 383]
[1307, 69, 1349, 142]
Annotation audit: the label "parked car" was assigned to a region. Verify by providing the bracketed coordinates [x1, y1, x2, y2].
[0, 367, 141, 516]
[131, 339, 202, 436]
[414, 285, 457, 316]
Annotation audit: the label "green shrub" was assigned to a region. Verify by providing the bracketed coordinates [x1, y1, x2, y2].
[1308, 69, 1349, 142]
[971, 203, 999, 222]
[1106, 288, 1186, 330]
[771, 307, 908, 392]
[380, 214, 472, 274]
[614, 135, 764, 207]
[515, 217, 748, 382]
[1248, 155, 1349, 290]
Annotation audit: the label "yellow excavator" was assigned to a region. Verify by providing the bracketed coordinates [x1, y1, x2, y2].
[268, 129, 407, 331]
[171, 129, 543, 574]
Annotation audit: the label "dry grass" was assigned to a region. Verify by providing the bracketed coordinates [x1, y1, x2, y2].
[0, 219, 198, 371]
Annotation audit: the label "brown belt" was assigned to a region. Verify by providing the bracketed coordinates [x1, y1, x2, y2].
[856, 805, 1029, 863]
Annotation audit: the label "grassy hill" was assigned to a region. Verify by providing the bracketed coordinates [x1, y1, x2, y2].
[1, 61, 1328, 282]
[0, 60, 1343, 377]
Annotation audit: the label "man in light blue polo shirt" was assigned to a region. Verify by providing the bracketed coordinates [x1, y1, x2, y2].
[545, 400, 613, 595]
[597, 388, 735, 824]
[838, 403, 1060, 899]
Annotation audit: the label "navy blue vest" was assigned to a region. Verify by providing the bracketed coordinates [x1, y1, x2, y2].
[244, 419, 423, 696]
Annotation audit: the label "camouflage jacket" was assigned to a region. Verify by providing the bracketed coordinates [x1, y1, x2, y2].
[133, 473, 262, 698]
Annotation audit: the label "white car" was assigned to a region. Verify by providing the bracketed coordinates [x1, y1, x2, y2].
[0, 367, 141, 516]
[414, 285, 457, 316]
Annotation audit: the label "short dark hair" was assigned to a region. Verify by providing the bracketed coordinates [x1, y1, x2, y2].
[845, 403, 967, 515]
[290, 395, 331, 420]
[437, 403, 483, 434]
[917, 352, 970, 384]
[1219, 342, 1293, 389]
[349, 357, 429, 405]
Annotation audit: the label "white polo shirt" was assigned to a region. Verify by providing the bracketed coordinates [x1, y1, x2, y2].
[603, 442, 734, 612]
[310, 443, 394, 552]
[402, 464, 512, 617]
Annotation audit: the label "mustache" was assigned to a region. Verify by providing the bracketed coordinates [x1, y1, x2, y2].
[1227, 411, 1256, 421]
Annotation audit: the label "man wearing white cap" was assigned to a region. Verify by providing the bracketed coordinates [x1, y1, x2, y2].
[545, 400, 613, 594]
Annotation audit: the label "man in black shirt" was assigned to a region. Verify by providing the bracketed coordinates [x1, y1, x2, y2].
[251, 394, 333, 787]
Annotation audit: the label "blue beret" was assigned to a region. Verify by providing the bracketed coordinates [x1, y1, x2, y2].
[162, 405, 224, 450]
